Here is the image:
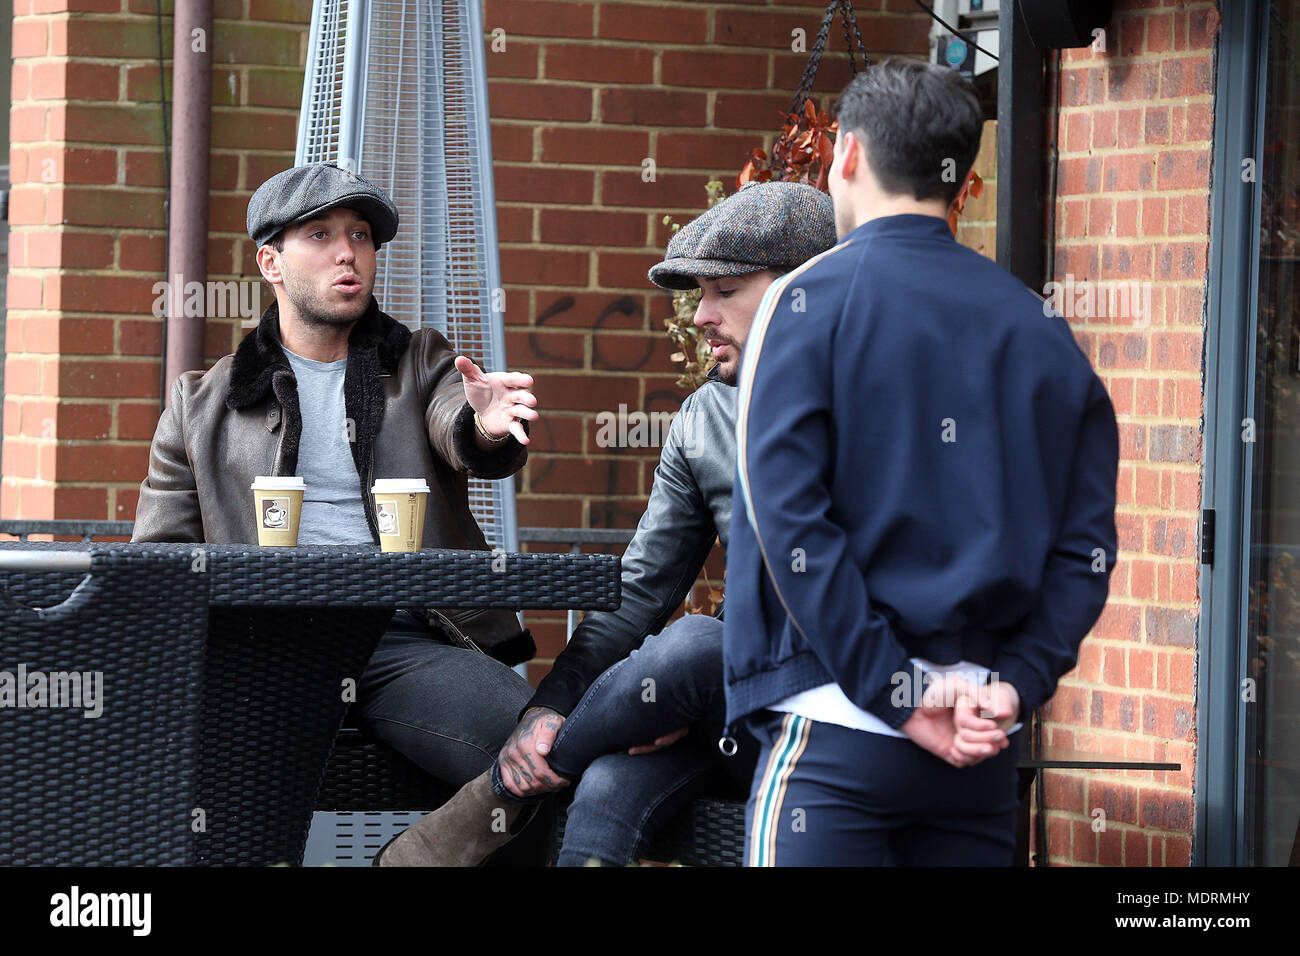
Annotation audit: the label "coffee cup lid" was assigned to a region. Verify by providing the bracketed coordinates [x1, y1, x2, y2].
[251, 476, 306, 490]
[372, 478, 431, 494]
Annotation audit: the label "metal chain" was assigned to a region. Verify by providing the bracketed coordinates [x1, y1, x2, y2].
[790, 0, 872, 117]
[841, 11, 859, 74]
[841, 0, 871, 72]
[789, 1, 838, 117]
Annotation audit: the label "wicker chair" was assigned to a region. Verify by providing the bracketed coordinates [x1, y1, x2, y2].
[316, 727, 452, 812]
[315, 725, 746, 866]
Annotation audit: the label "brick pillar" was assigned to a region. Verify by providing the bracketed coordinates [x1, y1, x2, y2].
[2, 0, 309, 525]
[955, 120, 997, 259]
[1036, 1, 1219, 867]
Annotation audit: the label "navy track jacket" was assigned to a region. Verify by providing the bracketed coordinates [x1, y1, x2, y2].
[724, 213, 1119, 730]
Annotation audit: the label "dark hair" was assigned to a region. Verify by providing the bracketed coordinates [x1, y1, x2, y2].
[832, 57, 984, 206]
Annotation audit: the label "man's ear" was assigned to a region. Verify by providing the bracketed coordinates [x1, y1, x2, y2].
[255, 245, 283, 285]
[838, 130, 861, 179]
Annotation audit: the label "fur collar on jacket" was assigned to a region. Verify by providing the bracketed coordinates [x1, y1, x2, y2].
[224, 295, 412, 492]
[225, 296, 411, 409]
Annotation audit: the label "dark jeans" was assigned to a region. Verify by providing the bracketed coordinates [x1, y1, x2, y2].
[490, 613, 756, 866]
[744, 710, 1022, 866]
[354, 611, 553, 865]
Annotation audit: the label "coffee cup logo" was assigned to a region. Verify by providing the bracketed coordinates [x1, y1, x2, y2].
[377, 503, 398, 536]
[261, 498, 290, 529]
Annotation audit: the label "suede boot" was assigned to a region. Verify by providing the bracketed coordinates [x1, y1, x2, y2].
[373, 770, 535, 867]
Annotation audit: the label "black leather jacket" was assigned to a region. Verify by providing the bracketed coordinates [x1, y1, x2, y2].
[526, 367, 735, 715]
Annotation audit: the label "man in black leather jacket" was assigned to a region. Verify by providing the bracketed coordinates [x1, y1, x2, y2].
[376, 181, 838, 866]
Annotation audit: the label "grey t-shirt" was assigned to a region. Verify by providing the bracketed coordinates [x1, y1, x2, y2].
[283, 346, 374, 544]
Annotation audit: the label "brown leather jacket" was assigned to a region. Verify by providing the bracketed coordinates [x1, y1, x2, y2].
[132, 297, 536, 663]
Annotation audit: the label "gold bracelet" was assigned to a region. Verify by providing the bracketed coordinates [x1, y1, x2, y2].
[474, 411, 510, 443]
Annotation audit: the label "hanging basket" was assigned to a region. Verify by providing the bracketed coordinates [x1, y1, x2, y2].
[738, 0, 870, 191]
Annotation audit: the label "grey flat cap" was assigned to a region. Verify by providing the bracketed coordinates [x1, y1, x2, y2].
[246, 160, 400, 249]
[649, 180, 837, 291]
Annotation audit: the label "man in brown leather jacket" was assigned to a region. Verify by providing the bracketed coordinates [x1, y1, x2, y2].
[133, 161, 548, 860]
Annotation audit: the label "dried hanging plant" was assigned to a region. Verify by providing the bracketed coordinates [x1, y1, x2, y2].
[738, 99, 839, 192]
[948, 166, 986, 236]
[661, 180, 726, 390]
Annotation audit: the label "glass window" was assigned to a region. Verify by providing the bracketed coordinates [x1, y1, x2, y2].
[1243, 0, 1300, 868]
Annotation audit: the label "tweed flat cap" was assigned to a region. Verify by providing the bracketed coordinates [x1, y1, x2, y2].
[246, 161, 400, 249]
[648, 180, 837, 291]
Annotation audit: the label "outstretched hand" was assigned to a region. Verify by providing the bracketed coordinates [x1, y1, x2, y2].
[456, 355, 538, 446]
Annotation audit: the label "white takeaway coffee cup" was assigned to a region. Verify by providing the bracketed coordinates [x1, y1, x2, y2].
[251, 476, 305, 547]
[371, 478, 431, 552]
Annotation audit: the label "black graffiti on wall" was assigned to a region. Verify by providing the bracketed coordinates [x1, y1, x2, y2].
[529, 294, 659, 372]
[524, 294, 684, 498]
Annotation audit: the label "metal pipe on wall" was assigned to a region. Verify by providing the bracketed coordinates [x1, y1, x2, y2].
[995, 0, 1046, 292]
[163, 0, 214, 406]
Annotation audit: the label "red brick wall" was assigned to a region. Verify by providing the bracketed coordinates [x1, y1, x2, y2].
[1, 0, 1217, 867]
[2, 0, 306, 524]
[482, 0, 931, 676]
[1035, 0, 1219, 866]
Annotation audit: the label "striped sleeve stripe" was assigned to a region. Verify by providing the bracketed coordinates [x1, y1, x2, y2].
[734, 239, 854, 647]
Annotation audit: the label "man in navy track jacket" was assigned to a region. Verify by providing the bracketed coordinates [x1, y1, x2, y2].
[724, 58, 1120, 866]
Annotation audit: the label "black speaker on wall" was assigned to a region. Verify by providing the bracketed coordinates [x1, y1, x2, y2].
[1018, 0, 1113, 49]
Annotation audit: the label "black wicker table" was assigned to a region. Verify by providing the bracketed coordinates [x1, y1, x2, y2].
[0, 542, 619, 867]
